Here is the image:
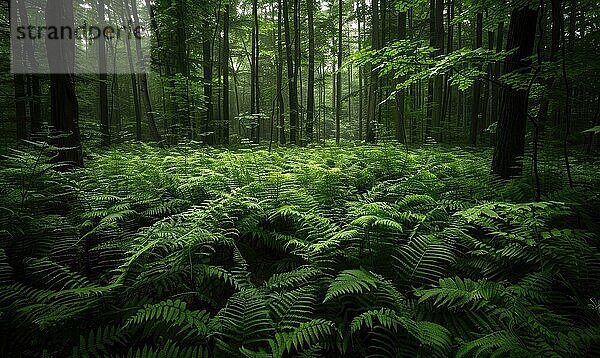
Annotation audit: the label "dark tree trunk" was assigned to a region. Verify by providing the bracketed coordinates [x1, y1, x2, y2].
[537, 0, 562, 133]
[469, 12, 483, 145]
[129, 0, 162, 144]
[222, 4, 230, 144]
[394, 11, 407, 144]
[11, 0, 26, 141]
[277, 0, 286, 144]
[29, 75, 42, 135]
[172, 0, 190, 136]
[14, 0, 41, 136]
[14, 74, 27, 141]
[357, 0, 364, 141]
[46, 0, 83, 167]
[283, 0, 299, 144]
[426, 0, 435, 139]
[251, 0, 260, 143]
[203, 22, 213, 144]
[491, 21, 504, 127]
[481, 21, 494, 138]
[366, 0, 379, 143]
[492, 6, 539, 178]
[432, 0, 444, 140]
[98, 0, 109, 146]
[118, 0, 141, 141]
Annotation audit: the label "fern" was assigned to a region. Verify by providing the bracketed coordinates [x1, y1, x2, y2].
[270, 318, 338, 357]
[324, 269, 380, 302]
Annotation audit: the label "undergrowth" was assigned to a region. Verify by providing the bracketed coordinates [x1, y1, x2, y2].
[1, 143, 599, 357]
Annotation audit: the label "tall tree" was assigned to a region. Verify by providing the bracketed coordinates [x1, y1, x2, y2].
[15, 0, 41, 136]
[426, 0, 435, 138]
[366, 0, 379, 143]
[491, 21, 504, 126]
[481, 18, 494, 137]
[98, 0, 109, 146]
[13, 74, 26, 140]
[128, 0, 162, 143]
[293, 0, 301, 143]
[251, 0, 261, 143]
[120, 0, 142, 141]
[537, 0, 562, 133]
[357, 0, 364, 140]
[394, 11, 407, 143]
[469, 12, 483, 145]
[306, 0, 315, 143]
[203, 19, 213, 144]
[492, 5, 539, 178]
[277, 0, 286, 144]
[335, 0, 343, 144]
[432, 0, 444, 139]
[10, 0, 26, 140]
[222, 3, 230, 144]
[283, 0, 299, 144]
[46, 0, 83, 166]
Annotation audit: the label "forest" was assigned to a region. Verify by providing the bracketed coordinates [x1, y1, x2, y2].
[1, 0, 600, 356]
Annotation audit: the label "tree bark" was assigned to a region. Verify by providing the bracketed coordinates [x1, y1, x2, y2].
[491, 21, 504, 127]
[469, 12, 483, 145]
[335, 0, 343, 144]
[306, 0, 315, 143]
[98, 0, 109, 146]
[203, 21, 213, 144]
[276, 0, 286, 144]
[492, 6, 539, 178]
[366, 0, 379, 143]
[394, 11, 407, 144]
[128, 0, 162, 144]
[46, 0, 83, 166]
[432, 0, 444, 140]
[283, 0, 299, 144]
[222, 4, 230, 144]
[251, 0, 260, 143]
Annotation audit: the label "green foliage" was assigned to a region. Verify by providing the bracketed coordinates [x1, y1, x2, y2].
[1, 144, 599, 356]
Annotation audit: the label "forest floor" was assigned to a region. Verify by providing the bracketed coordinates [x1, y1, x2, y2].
[1, 144, 600, 356]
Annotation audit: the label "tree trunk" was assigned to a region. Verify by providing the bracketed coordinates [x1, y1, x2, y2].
[394, 11, 407, 144]
[491, 6, 538, 178]
[491, 21, 504, 127]
[537, 0, 561, 133]
[366, 0, 379, 143]
[203, 21, 213, 144]
[11, 0, 26, 141]
[222, 4, 230, 144]
[432, 0, 444, 140]
[46, 0, 83, 167]
[481, 21, 494, 138]
[128, 0, 162, 144]
[277, 0, 286, 144]
[14, 74, 27, 141]
[358, 1, 364, 141]
[121, 6, 142, 141]
[251, 0, 260, 143]
[293, 0, 301, 143]
[283, 0, 299, 144]
[306, 0, 315, 143]
[14, 0, 41, 136]
[469, 12, 483, 145]
[98, 0, 109, 146]
[425, 0, 435, 139]
[335, 0, 343, 144]
[29, 75, 42, 135]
